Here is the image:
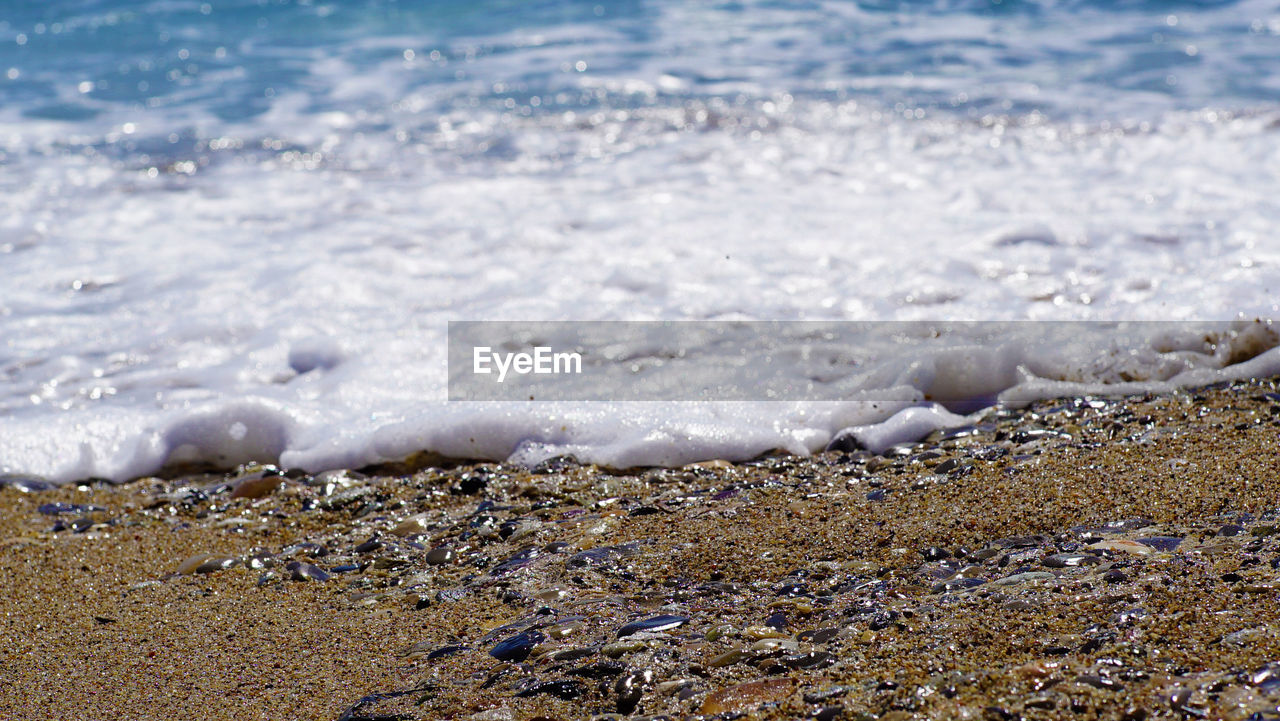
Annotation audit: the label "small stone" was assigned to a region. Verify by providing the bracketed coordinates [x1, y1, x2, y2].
[194, 556, 238, 574]
[567, 659, 624, 678]
[992, 571, 1056, 587]
[490, 630, 545, 662]
[1086, 540, 1154, 556]
[426, 547, 456, 565]
[1103, 569, 1128, 584]
[354, 536, 383, 553]
[1043, 553, 1101, 568]
[544, 619, 582, 639]
[705, 623, 734, 642]
[514, 680, 583, 700]
[781, 651, 834, 669]
[615, 669, 653, 714]
[230, 474, 284, 499]
[709, 648, 748, 667]
[176, 553, 216, 575]
[1135, 536, 1182, 551]
[743, 625, 788, 640]
[699, 678, 794, 715]
[601, 639, 647, 658]
[922, 546, 951, 561]
[38, 502, 104, 515]
[390, 515, 430, 537]
[286, 561, 330, 582]
[617, 614, 688, 637]
[797, 628, 839, 644]
[749, 638, 801, 654]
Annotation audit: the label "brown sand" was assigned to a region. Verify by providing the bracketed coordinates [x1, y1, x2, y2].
[2, 379, 1280, 720]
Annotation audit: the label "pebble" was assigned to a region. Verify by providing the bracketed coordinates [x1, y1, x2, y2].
[176, 553, 216, 575]
[490, 630, 545, 662]
[286, 561, 330, 582]
[743, 625, 788, 640]
[1086, 539, 1153, 556]
[1135, 536, 1183, 551]
[615, 669, 653, 714]
[426, 547, 455, 565]
[513, 680, 583, 700]
[390, 515, 429, 537]
[195, 556, 239, 574]
[601, 639, 647, 658]
[699, 678, 794, 715]
[38, 502, 104, 515]
[229, 474, 284, 500]
[1043, 553, 1101, 568]
[617, 613, 687, 637]
[992, 571, 1056, 586]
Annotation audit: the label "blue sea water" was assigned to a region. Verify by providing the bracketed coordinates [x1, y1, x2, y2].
[2, 0, 1279, 482]
[3, 0, 1278, 130]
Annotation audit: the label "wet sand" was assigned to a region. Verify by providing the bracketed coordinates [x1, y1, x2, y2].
[3, 379, 1280, 720]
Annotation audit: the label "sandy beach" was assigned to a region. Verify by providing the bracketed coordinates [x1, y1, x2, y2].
[5, 379, 1280, 720]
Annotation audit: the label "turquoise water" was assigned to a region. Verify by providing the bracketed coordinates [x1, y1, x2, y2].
[3, 0, 1276, 130]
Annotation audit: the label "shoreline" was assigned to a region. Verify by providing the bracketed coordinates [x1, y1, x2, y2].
[3, 379, 1280, 719]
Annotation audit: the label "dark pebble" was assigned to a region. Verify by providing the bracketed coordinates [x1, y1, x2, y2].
[825, 432, 864, 452]
[782, 651, 835, 670]
[195, 556, 238, 574]
[426, 644, 466, 660]
[868, 610, 900, 630]
[1043, 553, 1101, 568]
[426, 547, 455, 566]
[617, 614, 688, 637]
[568, 660, 625, 679]
[0, 475, 55, 492]
[1103, 569, 1128, 584]
[38, 502, 104, 515]
[286, 561, 330, 582]
[568, 542, 639, 569]
[1136, 536, 1183, 552]
[775, 583, 808, 596]
[515, 680, 583, 700]
[615, 669, 653, 714]
[490, 630, 545, 662]
[1219, 524, 1245, 537]
[798, 628, 839, 644]
[922, 546, 951, 561]
[931, 577, 985, 594]
[451, 472, 487, 495]
[354, 536, 383, 554]
[803, 686, 852, 704]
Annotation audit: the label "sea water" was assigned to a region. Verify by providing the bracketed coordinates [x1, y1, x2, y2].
[2, 0, 1280, 482]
